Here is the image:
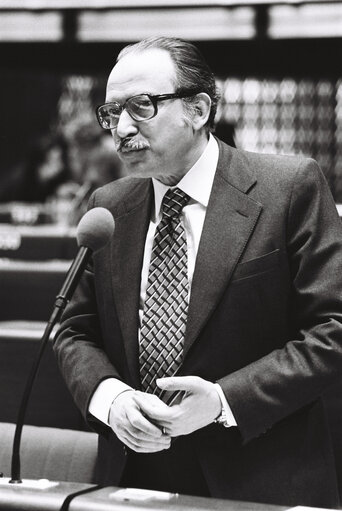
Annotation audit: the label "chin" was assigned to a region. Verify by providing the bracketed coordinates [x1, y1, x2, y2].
[123, 161, 181, 185]
[121, 158, 154, 178]
[124, 163, 155, 179]
[154, 174, 181, 185]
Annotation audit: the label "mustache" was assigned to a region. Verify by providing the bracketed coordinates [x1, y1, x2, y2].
[117, 137, 150, 152]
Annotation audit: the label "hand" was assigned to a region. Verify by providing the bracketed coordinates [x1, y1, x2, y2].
[138, 376, 222, 437]
[109, 390, 172, 453]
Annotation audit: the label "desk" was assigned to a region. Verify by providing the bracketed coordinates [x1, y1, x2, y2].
[0, 259, 70, 321]
[0, 224, 77, 260]
[0, 202, 52, 225]
[0, 483, 292, 511]
[0, 321, 86, 430]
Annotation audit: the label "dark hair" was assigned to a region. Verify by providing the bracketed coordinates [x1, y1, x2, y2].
[117, 37, 219, 132]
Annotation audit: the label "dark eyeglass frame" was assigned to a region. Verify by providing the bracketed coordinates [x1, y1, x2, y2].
[96, 90, 200, 130]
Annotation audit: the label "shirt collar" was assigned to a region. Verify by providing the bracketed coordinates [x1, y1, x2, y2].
[152, 134, 219, 221]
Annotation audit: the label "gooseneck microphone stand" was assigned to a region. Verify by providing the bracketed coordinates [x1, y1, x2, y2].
[4, 206, 115, 487]
[9, 246, 91, 484]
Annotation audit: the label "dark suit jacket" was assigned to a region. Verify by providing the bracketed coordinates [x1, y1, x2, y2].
[54, 139, 342, 507]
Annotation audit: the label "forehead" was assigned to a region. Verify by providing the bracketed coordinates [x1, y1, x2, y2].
[106, 48, 177, 101]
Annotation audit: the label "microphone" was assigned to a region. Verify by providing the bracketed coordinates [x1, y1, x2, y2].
[4, 207, 115, 487]
[51, 207, 115, 323]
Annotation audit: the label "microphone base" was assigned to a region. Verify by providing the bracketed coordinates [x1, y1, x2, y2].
[0, 477, 59, 489]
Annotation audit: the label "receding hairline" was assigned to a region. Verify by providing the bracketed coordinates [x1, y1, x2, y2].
[117, 45, 172, 64]
[112, 47, 179, 88]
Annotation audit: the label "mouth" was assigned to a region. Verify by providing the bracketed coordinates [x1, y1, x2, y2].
[118, 139, 149, 154]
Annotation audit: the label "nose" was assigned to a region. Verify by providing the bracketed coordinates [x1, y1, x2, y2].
[115, 108, 139, 139]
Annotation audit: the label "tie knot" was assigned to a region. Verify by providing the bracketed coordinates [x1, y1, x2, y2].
[161, 188, 190, 220]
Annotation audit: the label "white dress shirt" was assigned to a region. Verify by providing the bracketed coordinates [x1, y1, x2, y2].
[89, 134, 237, 427]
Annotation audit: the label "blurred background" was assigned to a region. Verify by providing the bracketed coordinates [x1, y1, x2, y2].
[1, 0, 342, 225]
[2, 0, 342, 490]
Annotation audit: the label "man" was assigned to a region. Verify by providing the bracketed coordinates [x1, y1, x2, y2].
[54, 37, 342, 507]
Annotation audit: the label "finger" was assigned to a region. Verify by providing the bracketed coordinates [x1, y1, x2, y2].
[126, 407, 165, 437]
[156, 376, 201, 392]
[111, 399, 165, 438]
[123, 428, 171, 448]
[138, 401, 174, 423]
[118, 420, 171, 452]
[114, 410, 171, 445]
[133, 392, 174, 422]
[134, 391, 171, 411]
[117, 425, 171, 452]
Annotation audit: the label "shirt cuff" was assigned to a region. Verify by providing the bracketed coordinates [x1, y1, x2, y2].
[214, 383, 237, 427]
[88, 378, 133, 425]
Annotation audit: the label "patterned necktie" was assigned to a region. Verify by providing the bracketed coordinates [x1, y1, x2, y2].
[139, 187, 190, 397]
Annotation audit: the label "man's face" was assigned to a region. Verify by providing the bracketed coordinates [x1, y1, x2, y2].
[105, 48, 203, 185]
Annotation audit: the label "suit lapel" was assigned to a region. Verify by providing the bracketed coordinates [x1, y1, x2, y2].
[111, 180, 152, 388]
[184, 143, 263, 360]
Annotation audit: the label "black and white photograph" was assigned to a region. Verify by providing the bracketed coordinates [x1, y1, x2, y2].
[1, 2, 342, 511]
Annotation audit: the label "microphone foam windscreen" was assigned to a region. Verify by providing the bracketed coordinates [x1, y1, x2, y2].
[76, 207, 115, 252]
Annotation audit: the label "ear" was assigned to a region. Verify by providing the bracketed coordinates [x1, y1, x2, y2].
[191, 92, 212, 131]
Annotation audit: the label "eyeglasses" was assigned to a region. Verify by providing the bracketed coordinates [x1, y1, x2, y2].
[96, 91, 199, 130]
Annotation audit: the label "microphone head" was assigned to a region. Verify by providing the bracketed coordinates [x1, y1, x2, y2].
[76, 207, 115, 252]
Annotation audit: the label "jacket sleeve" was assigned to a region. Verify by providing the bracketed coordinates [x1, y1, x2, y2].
[217, 158, 342, 443]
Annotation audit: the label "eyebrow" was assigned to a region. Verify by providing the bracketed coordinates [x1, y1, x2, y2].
[105, 92, 156, 103]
